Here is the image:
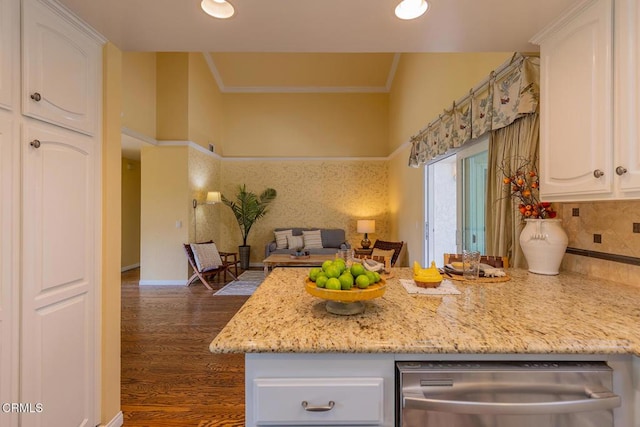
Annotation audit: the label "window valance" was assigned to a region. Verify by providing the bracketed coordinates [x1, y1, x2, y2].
[408, 54, 540, 167]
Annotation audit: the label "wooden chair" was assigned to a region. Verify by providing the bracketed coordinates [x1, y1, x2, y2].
[184, 241, 239, 290]
[443, 253, 509, 268]
[371, 240, 405, 267]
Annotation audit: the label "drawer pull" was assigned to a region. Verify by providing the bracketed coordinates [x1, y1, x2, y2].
[301, 400, 335, 412]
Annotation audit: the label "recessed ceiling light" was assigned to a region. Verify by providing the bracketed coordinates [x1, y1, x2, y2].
[395, 0, 429, 20]
[201, 0, 235, 19]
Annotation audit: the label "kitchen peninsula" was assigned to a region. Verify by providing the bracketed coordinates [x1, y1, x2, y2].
[209, 267, 640, 426]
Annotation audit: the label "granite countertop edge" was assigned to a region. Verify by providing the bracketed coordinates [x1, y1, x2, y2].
[209, 267, 640, 357]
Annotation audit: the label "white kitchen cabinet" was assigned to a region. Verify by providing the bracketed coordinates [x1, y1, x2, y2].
[0, 0, 103, 426]
[614, 0, 640, 195]
[21, 0, 100, 136]
[532, 0, 640, 201]
[21, 122, 98, 427]
[0, 0, 17, 110]
[245, 353, 396, 427]
[253, 377, 384, 425]
[0, 113, 19, 427]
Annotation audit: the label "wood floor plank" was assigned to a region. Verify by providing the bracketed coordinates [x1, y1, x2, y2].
[121, 269, 248, 426]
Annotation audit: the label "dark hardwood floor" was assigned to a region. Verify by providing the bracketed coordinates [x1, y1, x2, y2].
[121, 268, 249, 426]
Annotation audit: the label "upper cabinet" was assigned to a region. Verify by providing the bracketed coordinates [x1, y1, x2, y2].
[0, 0, 17, 110]
[21, 0, 101, 136]
[532, 0, 640, 201]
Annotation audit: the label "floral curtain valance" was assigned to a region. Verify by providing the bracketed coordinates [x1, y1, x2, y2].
[408, 55, 540, 167]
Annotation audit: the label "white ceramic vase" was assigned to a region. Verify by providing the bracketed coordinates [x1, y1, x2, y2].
[519, 219, 568, 275]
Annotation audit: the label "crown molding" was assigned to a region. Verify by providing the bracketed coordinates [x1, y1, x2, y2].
[202, 52, 399, 94]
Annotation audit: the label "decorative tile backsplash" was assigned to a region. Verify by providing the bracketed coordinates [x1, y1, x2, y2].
[560, 200, 640, 284]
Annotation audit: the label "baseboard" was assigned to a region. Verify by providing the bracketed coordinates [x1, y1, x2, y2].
[139, 280, 187, 285]
[121, 263, 140, 272]
[102, 411, 123, 427]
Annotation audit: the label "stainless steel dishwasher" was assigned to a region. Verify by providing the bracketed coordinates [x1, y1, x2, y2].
[397, 361, 621, 427]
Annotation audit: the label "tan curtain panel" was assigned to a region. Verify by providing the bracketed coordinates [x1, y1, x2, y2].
[486, 113, 540, 268]
[408, 55, 540, 167]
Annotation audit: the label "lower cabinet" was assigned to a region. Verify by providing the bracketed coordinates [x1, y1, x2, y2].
[253, 377, 383, 425]
[245, 353, 395, 427]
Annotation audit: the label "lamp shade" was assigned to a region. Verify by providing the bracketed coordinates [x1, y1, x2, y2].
[395, 0, 429, 20]
[357, 220, 375, 234]
[205, 191, 222, 204]
[201, 0, 235, 19]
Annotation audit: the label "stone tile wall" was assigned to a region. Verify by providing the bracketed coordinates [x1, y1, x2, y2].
[560, 200, 640, 284]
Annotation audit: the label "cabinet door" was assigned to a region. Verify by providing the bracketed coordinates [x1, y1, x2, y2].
[0, 0, 18, 110]
[21, 0, 100, 135]
[21, 123, 96, 427]
[537, 0, 613, 200]
[615, 0, 640, 195]
[0, 115, 18, 427]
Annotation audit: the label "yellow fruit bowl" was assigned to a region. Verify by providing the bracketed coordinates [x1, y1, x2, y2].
[305, 278, 386, 315]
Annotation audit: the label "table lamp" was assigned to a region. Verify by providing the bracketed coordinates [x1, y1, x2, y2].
[357, 220, 375, 249]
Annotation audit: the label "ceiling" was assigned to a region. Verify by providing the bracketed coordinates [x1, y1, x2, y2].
[58, 0, 578, 53]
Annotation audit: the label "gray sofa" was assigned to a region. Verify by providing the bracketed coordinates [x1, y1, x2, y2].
[265, 228, 351, 257]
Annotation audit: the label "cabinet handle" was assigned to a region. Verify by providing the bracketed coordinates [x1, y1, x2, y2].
[30, 92, 42, 102]
[30, 139, 41, 149]
[593, 169, 604, 178]
[616, 166, 628, 176]
[301, 400, 335, 412]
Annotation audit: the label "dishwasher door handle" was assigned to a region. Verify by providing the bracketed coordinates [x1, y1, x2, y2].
[403, 383, 621, 415]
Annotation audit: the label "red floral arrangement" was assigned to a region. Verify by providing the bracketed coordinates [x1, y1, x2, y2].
[501, 158, 556, 219]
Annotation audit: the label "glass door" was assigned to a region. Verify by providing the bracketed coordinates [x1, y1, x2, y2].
[425, 136, 488, 266]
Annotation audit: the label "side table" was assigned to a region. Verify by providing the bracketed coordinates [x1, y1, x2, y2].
[354, 248, 373, 256]
[220, 251, 240, 281]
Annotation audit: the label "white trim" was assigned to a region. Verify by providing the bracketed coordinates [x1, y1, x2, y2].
[127, 134, 401, 161]
[156, 140, 223, 159]
[385, 53, 401, 91]
[387, 140, 411, 160]
[38, 0, 107, 44]
[121, 263, 140, 272]
[222, 155, 389, 162]
[202, 52, 394, 94]
[139, 280, 188, 286]
[121, 127, 158, 146]
[529, 0, 598, 44]
[101, 411, 124, 427]
[202, 52, 226, 92]
[221, 85, 389, 94]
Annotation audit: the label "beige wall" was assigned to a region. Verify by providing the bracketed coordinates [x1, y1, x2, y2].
[188, 53, 225, 151]
[140, 145, 190, 282]
[560, 200, 640, 283]
[121, 158, 141, 269]
[122, 52, 157, 137]
[221, 92, 389, 157]
[387, 53, 512, 265]
[189, 147, 223, 245]
[156, 53, 190, 141]
[101, 42, 121, 425]
[220, 159, 390, 264]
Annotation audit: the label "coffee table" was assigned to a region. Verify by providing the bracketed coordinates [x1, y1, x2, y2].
[262, 253, 335, 275]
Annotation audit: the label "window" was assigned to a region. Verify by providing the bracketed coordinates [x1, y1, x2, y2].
[425, 136, 488, 265]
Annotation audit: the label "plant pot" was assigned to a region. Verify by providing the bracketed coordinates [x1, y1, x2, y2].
[239, 245, 251, 270]
[519, 219, 568, 275]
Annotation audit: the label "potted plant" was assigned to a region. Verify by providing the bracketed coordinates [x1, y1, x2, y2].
[222, 184, 277, 270]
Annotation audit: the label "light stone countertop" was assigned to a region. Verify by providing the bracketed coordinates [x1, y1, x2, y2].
[209, 267, 640, 355]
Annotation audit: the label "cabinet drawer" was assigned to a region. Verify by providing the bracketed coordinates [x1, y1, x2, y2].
[253, 377, 384, 425]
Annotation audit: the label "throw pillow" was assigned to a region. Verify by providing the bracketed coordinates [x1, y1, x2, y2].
[190, 242, 223, 272]
[302, 230, 323, 249]
[274, 229, 293, 249]
[286, 234, 305, 251]
[372, 248, 395, 262]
